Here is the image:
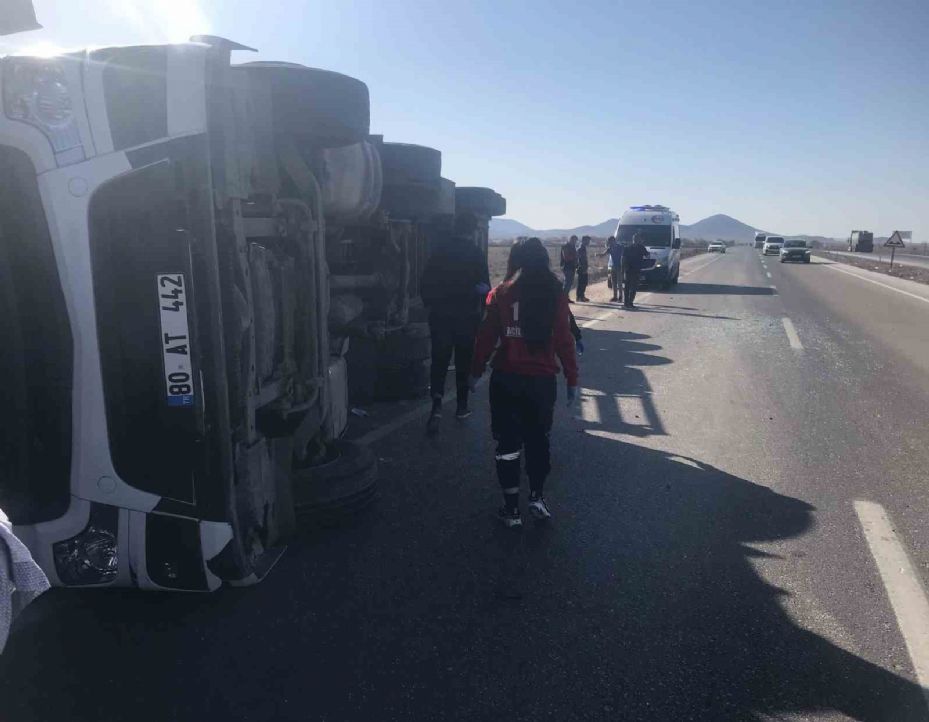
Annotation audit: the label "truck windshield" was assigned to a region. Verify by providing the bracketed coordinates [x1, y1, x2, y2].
[785, 241, 805, 248]
[767, 237, 784, 244]
[617, 225, 672, 247]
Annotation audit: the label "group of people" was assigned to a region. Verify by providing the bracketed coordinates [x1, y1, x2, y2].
[421, 220, 579, 527]
[561, 233, 649, 308]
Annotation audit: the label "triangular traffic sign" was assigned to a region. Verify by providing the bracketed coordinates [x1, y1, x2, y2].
[884, 231, 906, 248]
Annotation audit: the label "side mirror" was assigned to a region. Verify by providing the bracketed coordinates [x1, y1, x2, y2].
[672, 238, 681, 249]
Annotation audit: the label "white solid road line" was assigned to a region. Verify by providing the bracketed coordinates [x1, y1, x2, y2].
[854, 500, 929, 711]
[581, 254, 720, 329]
[682, 253, 724, 277]
[781, 317, 803, 350]
[823, 262, 929, 307]
[580, 308, 619, 329]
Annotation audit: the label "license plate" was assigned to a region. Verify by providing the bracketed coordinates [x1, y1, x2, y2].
[156, 273, 194, 407]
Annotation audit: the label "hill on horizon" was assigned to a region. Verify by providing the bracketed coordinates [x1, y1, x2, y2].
[489, 213, 841, 244]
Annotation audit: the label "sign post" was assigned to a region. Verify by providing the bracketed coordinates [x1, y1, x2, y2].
[884, 231, 906, 269]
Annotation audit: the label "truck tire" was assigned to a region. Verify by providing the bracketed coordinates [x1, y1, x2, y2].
[381, 326, 431, 365]
[456, 187, 506, 217]
[380, 180, 442, 220]
[292, 440, 378, 519]
[240, 62, 370, 148]
[375, 360, 430, 401]
[379, 143, 441, 183]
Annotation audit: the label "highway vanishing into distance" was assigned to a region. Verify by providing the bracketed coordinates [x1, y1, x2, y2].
[3, 248, 929, 721]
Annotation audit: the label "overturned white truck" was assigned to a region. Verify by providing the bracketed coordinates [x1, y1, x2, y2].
[0, 36, 504, 590]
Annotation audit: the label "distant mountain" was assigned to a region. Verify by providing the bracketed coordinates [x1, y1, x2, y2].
[490, 212, 843, 245]
[489, 218, 619, 241]
[488, 218, 536, 238]
[679, 214, 760, 243]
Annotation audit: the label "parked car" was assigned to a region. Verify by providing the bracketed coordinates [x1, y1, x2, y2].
[780, 240, 811, 263]
[707, 241, 727, 253]
[763, 236, 785, 255]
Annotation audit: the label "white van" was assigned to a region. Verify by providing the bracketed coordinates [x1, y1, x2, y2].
[614, 205, 681, 287]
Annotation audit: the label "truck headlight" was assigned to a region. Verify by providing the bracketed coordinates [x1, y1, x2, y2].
[3, 57, 84, 163]
[53, 504, 118, 585]
[655, 263, 663, 268]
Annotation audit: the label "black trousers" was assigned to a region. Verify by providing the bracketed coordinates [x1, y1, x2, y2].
[624, 269, 641, 306]
[576, 268, 589, 299]
[490, 371, 556, 495]
[429, 315, 477, 402]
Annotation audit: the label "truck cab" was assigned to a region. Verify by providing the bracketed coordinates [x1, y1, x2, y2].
[0, 39, 350, 590]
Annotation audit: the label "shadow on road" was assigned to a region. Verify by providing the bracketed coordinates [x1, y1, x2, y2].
[1, 331, 926, 721]
[634, 305, 739, 320]
[575, 329, 670, 437]
[670, 283, 777, 296]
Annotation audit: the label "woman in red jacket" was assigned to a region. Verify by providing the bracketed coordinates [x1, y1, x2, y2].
[470, 238, 579, 527]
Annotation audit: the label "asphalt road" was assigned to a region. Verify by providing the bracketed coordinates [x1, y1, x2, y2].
[3, 249, 929, 721]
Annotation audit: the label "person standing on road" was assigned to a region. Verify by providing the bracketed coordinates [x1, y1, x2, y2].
[623, 232, 650, 309]
[420, 213, 490, 435]
[560, 235, 579, 295]
[599, 235, 624, 303]
[470, 237, 578, 527]
[575, 236, 591, 302]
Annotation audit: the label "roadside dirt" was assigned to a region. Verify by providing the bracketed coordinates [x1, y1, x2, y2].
[813, 251, 929, 287]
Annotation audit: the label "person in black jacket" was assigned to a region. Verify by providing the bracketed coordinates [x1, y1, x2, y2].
[420, 213, 490, 434]
[623, 232, 650, 309]
[575, 236, 591, 302]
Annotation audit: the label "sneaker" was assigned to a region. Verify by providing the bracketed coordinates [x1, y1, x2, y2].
[498, 507, 522, 528]
[426, 410, 441, 435]
[455, 402, 471, 420]
[528, 495, 552, 520]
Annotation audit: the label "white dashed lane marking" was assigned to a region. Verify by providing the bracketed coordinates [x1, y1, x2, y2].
[781, 317, 803, 350]
[855, 500, 929, 712]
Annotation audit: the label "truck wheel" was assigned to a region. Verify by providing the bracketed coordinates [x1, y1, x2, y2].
[379, 143, 441, 183]
[381, 325, 432, 364]
[292, 440, 378, 519]
[455, 187, 506, 217]
[380, 181, 442, 220]
[375, 360, 430, 401]
[240, 63, 370, 148]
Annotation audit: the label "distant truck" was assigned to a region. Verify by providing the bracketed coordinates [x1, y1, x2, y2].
[754, 232, 766, 249]
[848, 230, 873, 253]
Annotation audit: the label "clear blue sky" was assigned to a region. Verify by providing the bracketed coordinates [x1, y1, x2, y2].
[3, 0, 927, 240]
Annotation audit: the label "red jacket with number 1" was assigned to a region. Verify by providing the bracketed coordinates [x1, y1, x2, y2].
[470, 282, 579, 386]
